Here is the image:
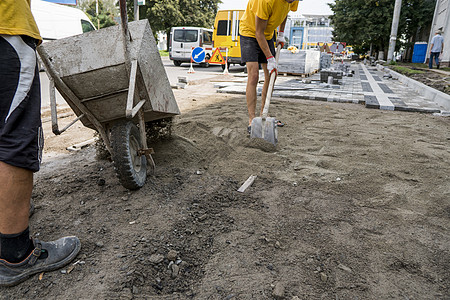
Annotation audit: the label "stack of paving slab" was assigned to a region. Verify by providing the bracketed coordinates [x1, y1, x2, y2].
[278, 49, 320, 75]
[334, 63, 351, 73]
[320, 53, 332, 70]
[320, 69, 343, 83]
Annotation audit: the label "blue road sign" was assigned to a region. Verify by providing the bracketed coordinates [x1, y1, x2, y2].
[191, 47, 206, 63]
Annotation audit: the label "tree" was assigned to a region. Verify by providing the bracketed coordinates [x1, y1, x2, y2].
[126, 0, 221, 50]
[329, 0, 435, 59]
[78, 0, 118, 29]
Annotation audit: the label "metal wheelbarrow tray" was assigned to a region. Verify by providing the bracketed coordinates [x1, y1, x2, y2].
[37, 20, 180, 190]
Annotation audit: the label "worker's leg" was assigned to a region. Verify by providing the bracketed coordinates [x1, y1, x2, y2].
[429, 52, 435, 69]
[246, 61, 260, 125]
[435, 52, 440, 68]
[0, 35, 39, 264]
[0, 35, 81, 287]
[260, 64, 270, 116]
[0, 162, 33, 263]
[0, 162, 32, 234]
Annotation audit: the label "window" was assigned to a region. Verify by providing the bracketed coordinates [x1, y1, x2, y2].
[173, 29, 198, 42]
[217, 20, 231, 36]
[81, 20, 95, 33]
[203, 31, 212, 44]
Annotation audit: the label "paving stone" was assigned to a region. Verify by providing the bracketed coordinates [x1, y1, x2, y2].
[365, 95, 379, 109]
[215, 63, 446, 115]
[361, 82, 373, 92]
[378, 83, 393, 94]
[372, 75, 382, 81]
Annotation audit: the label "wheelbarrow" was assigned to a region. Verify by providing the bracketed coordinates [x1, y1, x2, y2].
[37, 2, 180, 190]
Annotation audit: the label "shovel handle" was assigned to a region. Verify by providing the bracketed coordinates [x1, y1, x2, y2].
[262, 44, 282, 118]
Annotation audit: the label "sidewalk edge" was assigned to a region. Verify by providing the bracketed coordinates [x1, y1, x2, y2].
[377, 64, 450, 111]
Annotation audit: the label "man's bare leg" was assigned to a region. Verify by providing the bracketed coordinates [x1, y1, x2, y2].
[260, 64, 270, 116]
[0, 161, 31, 235]
[246, 61, 260, 126]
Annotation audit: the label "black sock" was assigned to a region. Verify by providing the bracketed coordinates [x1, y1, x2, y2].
[0, 227, 34, 263]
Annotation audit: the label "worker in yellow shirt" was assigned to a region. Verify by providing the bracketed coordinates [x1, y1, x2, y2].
[0, 0, 80, 286]
[240, 0, 299, 134]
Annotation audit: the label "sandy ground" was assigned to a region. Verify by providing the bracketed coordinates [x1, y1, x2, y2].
[2, 77, 450, 299]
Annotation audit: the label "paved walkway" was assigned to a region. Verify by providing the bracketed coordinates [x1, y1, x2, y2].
[216, 62, 448, 114]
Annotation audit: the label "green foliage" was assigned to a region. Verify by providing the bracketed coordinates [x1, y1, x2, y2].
[329, 0, 436, 56]
[78, 0, 118, 29]
[389, 60, 397, 65]
[127, 0, 220, 48]
[159, 50, 169, 56]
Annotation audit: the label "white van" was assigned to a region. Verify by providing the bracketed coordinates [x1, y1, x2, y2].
[169, 27, 213, 67]
[31, 0, 96, 41]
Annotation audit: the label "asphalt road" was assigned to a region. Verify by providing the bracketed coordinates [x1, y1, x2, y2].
[161, 55, 246, 85]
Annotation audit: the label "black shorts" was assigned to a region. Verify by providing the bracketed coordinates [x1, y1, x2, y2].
[240, 34, 276, 64]
[0, 35, 43, 172]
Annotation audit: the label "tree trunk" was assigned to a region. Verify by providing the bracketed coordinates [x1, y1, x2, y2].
[166, 29, 171, 52]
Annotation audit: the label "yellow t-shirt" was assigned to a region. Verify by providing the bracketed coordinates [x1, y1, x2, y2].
[0, 0, 42, 42]
[239, 0, 298, 40]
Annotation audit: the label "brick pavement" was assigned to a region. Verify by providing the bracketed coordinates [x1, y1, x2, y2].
[216, 62, 448, 114]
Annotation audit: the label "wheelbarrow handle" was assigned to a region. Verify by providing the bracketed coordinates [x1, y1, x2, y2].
[118, 0, 133, 74]
[119, 0, 129, 39]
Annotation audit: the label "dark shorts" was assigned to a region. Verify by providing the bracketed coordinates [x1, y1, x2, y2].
[0, 35, 43, 172]
[240, 35, 276, 64]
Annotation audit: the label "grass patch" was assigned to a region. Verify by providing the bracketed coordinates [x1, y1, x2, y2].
[391, 66, 425, 75]
[159, 50, 169, 57]
[395, 62, 428, 69]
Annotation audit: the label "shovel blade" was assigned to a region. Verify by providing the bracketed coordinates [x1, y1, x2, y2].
[263, 117, 278, 145]
[250, 117, 277, 145]
[250, 117, 263, 138]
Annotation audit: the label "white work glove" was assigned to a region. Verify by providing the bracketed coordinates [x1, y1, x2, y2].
[266, 56, 277, 75]
[276, 31, 285, 48]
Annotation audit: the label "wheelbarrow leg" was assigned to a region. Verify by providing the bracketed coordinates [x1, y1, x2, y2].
[138, 110, 155, 172]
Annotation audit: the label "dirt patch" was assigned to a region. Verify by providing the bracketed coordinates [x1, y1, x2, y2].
[2, 81, 450, 299]
[408, 71, 450, 94]
[389, 65, 450, 94]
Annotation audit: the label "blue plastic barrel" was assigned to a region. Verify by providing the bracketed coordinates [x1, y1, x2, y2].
[412, 42, 427, 63]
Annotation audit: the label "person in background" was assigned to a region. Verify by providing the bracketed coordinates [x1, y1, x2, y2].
[0, 0, 81, 286]
[239, 0, 299, 134]
[429, 29, 444, 69]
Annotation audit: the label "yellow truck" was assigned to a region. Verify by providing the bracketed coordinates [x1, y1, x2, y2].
[212, 9, 245, 70]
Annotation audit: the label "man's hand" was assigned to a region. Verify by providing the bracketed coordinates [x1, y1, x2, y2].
[276, 31, 285, 48]
[267, 56, 277, 75]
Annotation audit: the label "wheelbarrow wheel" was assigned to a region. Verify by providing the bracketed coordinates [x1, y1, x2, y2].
[110, 121, 147, 190]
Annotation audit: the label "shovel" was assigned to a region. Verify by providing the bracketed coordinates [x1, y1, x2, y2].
[250, 44, 282, 145]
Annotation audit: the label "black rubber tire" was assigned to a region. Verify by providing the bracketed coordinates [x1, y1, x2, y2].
[110, 121, 147, 190]
[221, 62, 231, 70]
[201, 54, 211, 68]
[173, 60, 182, 66]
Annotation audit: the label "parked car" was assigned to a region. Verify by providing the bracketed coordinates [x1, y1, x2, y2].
[169, 27, 213, 67]
[31, 0, 96, 41]
[31, 0, 96, 71]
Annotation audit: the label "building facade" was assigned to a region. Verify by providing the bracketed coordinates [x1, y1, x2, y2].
[285, 13, 333, 50]
[426, 0, 450, 66]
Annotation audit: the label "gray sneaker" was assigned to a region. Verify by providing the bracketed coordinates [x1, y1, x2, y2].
[0, 236, 81, 287]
